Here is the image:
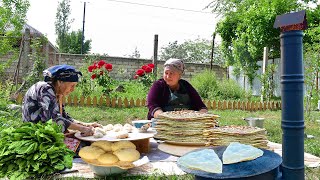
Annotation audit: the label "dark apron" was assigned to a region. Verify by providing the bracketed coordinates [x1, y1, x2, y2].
[163, 89, 192, 111]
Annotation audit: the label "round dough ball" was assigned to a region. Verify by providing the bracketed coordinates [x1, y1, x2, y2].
[113, 148, 140, 162]
[104, 124, 114, 131]
[113, 124, 123, 132]
[123, 123, 133, 133]
[79, 146, 105, 160]
[94, 127, 106, 135]
[91, 141, 113, 152]
[97, 153, 119, 164]
[94, 131, 104, 138]
[111, 140, 136, 151]
[116, 130, 129, 139]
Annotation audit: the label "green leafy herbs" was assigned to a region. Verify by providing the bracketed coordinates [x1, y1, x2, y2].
[0, 120, 74, 180]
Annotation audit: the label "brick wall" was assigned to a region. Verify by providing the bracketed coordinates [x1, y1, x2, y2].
[1, 53, 226, 82]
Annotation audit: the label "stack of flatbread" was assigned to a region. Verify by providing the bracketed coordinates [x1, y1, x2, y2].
[154, 111, 219, 144]
[204, 125, 268, 149]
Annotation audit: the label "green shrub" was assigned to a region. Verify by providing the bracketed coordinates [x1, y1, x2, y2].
[216, 78, 251, 100]
[190, 70, 218, 99]
[191, 70, 251, 100]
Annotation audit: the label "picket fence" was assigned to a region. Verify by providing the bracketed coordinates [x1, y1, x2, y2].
[16, 94, 281, 111]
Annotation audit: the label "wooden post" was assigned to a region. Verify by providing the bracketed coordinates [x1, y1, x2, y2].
[118, 98, 122, 108]
[86, 96, 91, 106]
[80, 96, 85, 106]
[124, 98, 129, 108]
[67, 96, 72, 105]
[212, 100, 216, 110]
[93, 96, 97, 107]
[141, 99, 146, 106]
[106, 97, 110, 107]
[153, 34, 158, 79]
[22, 28, 30, 77]
[261, 47, 269, 102]
[136, 98, 141, 107]
[210, 32, 216, 70]
[206, 101, 211, 109]
[73, 96, 78, 106]
[99, 96, 104, 106]
[111, 98, 116, 108]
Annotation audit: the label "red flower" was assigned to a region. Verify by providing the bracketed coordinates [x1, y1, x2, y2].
[93, 63, 98, 69]
[141, 65, 148, 70]
[136, 69, 145, 76]
[91, 74, 97, 79]
[97, 60, 106, 68]
[88, 65, 95, 72]
[144, 66, 152, 73]
[147, 63, 154, 69]
[104, 63, 113, 71]
[133, 75, 138, 79]
[99, 71, 104, 75]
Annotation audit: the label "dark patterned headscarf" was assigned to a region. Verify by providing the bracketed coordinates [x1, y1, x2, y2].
[43, 64, 82, 82]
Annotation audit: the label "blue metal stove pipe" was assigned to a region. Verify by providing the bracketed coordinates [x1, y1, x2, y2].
[280, 30, 305, 180]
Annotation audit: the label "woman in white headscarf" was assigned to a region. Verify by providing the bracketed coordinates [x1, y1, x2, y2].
[147, 58, 208, 119]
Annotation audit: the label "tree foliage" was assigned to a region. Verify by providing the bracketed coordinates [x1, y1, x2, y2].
[64, 29, 91, 54]
[210, 0, 307, 85]
[0, 0, 29, 76]
[55, 0, 91, 54]
[55, 0, 73, 52]
[304, 5, 320, 119]
[159, 38, 222, 64]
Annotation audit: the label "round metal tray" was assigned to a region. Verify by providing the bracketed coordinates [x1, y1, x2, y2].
[177, 146, 282, 179]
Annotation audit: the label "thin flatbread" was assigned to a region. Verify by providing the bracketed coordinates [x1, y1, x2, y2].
[178, 149, 222, 173]
[222, 142, 264, 164]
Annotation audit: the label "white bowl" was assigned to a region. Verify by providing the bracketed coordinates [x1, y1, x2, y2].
[89, 164, 127, 177]
[131, 120, 152, 128]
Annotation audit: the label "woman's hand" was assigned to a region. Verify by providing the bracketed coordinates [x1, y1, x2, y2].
[89, 122, 103, 128]
[199, 109, 208, 113]
[82, 122, 103, 128]
[80, 126, 94, 137]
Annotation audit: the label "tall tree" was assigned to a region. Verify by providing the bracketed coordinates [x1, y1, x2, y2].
[55, 0, 73, 53]
[65, 29, 91, 54]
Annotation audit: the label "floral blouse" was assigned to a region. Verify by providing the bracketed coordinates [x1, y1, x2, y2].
[22, 81, 73, 132]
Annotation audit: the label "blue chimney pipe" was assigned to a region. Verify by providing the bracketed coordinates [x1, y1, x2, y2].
[280, 30, 305, 180]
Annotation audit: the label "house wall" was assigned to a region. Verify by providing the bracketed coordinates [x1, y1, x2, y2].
[1, 53, 226, 82]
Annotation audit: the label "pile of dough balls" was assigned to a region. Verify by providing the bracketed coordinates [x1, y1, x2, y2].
[92, 123, 134, 139]
[79, 140, 140, 166]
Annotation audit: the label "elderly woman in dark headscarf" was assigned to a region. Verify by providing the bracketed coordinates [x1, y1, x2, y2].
[22, 65, 100, 152]
[147, 58, 208, 120]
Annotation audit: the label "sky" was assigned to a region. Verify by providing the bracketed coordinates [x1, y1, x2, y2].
[27, 0, 220, 59]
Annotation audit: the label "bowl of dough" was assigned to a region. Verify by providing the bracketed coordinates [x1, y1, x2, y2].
[79, 140, 141, 176]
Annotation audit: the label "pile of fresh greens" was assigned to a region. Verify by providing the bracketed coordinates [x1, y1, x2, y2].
[0, 120, 74, 180]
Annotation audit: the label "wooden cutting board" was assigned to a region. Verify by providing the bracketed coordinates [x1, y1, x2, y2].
[158, 143, 205, 157]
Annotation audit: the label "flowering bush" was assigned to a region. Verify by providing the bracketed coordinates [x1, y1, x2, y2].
[88, 60, 113, 95]
[134, 63, 155, 88]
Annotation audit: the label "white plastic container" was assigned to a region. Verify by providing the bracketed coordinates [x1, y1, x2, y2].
[244, 117, 265, 128]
